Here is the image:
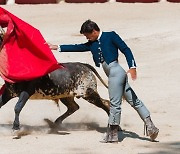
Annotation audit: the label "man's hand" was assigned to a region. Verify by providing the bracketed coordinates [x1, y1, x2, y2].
[45, 42, 58, 50]
[127, 68, 137, 81]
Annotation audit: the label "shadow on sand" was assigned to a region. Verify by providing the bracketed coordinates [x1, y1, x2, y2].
[44, 119, 154, 142]
[0, 123, 70, 139]
[140, 141, 180, 154]
[0, 120, 158, 143]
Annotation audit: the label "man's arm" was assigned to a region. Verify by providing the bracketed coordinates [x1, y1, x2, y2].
[112, 31, 137, 80]
[112, 31, 136, 68]
[48, 42, 91, 52]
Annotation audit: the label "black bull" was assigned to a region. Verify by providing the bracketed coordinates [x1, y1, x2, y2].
[0, 62, 110, 130]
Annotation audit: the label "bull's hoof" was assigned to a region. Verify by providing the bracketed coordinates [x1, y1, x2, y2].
[12, 122, 20, 130]
[11, 129, 21, 139]
[12, 127, 32, 139]
[44, 118, 64, 129]
[54, 118, 63, 125]
[44, 118, 64, 132]
[44, 118, 59, 129]
[44, 118, 70, 135]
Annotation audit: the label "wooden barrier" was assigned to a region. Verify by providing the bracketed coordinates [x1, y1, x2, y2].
[65, 0, 107, 3]
[15, 0, 57, 4]
[116, 0, 159, 2]
[0, 0, 6, 4]
[167, 0, 180, 2]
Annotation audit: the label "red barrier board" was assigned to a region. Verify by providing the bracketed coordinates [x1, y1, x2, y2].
[0, 0, 6, 5]
[15, 0, 57, 4]
[116, 0, 159, 2]
[65, 0, 107, 3]
[167, 0, 180, 2]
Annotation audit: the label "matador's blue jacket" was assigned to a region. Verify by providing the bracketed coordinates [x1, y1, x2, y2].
[60, 31, 136, 68]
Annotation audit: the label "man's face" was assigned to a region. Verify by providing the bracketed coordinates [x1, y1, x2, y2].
[83, 30, 99, 42]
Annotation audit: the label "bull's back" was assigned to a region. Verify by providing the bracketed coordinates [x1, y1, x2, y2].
[31, 62, 97, 99]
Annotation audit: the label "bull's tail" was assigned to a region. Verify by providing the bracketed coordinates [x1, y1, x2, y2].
[82, 63, 108, 89]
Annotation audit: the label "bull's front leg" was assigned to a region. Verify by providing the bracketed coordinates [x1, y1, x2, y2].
[0, 89, 13, 109]
[0, 95, 4, 108]
[0, 95, 11, 109]
[13, 91, 30, 130]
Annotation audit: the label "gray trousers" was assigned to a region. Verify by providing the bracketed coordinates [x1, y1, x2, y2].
[102, 61, 150, 125]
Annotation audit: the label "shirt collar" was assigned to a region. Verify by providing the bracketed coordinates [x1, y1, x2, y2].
[97, 31, 102, 40]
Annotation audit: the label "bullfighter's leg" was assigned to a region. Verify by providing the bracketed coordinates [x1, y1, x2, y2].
[13, 91, 30, 130]
[83, 90, 125, 131]
[123, 81, 159, 141]
[54, 97, 79, 125]
[83, 88, 110, 115]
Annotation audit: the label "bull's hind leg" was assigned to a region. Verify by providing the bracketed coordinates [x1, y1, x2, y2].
[54, 97, 79, 125]
[83, 89, 123, 131]
[83, 88, 110, 115]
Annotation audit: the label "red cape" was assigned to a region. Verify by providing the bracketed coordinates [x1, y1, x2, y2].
[0, 7, 62, 83]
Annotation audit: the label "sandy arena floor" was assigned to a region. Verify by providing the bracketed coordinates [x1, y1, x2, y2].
[0, 2, 180, 154]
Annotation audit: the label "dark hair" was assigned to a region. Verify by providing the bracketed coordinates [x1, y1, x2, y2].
[80, 19, 100, 34]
